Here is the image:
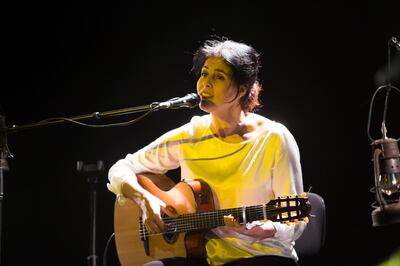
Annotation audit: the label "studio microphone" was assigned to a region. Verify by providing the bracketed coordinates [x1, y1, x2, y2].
[391, 37, 400, 51]
[155, 93, 200, 110]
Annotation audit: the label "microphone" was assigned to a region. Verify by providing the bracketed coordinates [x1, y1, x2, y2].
[391, 37, 400, 51]
[155, 93, 200, 110]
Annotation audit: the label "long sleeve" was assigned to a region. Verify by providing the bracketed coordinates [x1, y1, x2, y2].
[271, 125, 306, 243]
[107, 125, 184, 204]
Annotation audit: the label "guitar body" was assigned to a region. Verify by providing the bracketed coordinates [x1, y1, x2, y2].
[114, 174, 215, 266]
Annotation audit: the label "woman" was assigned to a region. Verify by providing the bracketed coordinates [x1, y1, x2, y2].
[107, 38, 305, 266]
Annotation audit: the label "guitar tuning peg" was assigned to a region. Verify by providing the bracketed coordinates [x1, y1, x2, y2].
[303, 217, 309, 224]
[283, 193, 288, 198]
[294, 219, 299, 225]
[301, 192, 307, 198]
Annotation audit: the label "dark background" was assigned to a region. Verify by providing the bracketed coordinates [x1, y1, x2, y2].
[2, 2, 400, 266]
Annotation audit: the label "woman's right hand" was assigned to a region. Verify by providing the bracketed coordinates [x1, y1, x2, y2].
[137, 192, 178, 234]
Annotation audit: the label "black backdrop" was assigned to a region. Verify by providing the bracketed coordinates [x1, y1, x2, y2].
[2, 2, 400, 266]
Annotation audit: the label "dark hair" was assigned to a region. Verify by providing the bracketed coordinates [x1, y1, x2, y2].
[192, 38, 262, 112]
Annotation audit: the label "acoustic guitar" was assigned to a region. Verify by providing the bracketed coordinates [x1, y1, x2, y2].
[114, 174, 311, 266]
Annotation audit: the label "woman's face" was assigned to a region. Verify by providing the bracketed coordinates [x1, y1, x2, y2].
[196, 57, 239, 113]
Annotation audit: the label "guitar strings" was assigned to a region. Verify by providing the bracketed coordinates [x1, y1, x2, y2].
[139, 208, 269, 236]
[138, 204, 306, 237]
[158, 205, 275, 225]
[139, 214, 295, 236]
[138, 197, 309, 236]
[160, 205, 300, 224]
[160, 205, 277, 222]
[139, 205, 304, 235]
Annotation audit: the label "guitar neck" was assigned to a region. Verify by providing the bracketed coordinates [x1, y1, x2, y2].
[165, 204, 279, 233]
[139, 195, 309, 238]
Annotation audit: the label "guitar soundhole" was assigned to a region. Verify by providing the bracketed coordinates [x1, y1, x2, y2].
[162, 213, 179, 244]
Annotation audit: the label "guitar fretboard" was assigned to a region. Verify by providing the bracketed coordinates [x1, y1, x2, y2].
[139, 198, 307, 238]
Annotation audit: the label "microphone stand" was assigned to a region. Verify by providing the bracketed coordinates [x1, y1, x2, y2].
[0, 101, 161, 264]
[77, 160, 105, 266]
[2, 103, 160, 134]
[0, 115, 9, 264]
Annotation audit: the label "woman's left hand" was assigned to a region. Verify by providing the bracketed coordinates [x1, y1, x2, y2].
[223, 215, 277, 239]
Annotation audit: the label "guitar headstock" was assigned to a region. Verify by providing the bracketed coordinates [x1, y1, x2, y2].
[267, 193, 311, 224]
